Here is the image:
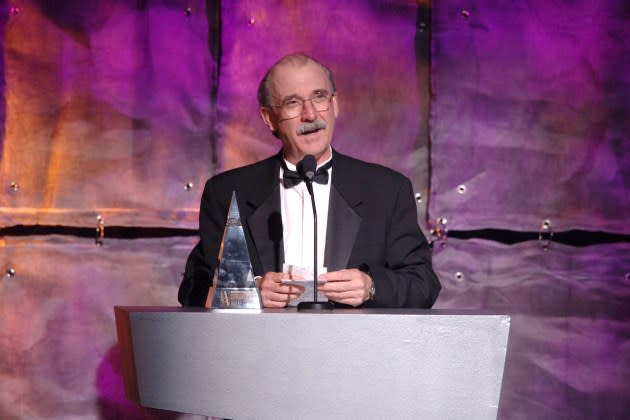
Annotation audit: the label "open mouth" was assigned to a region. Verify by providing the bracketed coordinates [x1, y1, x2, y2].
[297, 120, 326, 135]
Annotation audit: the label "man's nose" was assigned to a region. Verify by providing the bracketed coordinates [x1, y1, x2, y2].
[301, 99, 317, 120]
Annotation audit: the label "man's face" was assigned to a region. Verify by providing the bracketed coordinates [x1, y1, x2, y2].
[260, 60, 339, 165]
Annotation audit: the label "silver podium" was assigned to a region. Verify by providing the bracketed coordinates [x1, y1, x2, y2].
[115, 307, 510, 420]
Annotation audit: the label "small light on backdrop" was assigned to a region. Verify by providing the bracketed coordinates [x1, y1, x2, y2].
[6, 267, 16, 278]
[429, 217, 449, 248]
[455, 272, 464, 282]
[457, 184, 467, 194]
[184, 7, 192, 16]
[184, 182, 194, 191]
[538, 219, 553, 251]
[248, 16, 256, 26]
[9, 181, 19, 192]
[415, 192, 422, 203]
[461, 10, 471, 19]
[96, 215, 105, 246]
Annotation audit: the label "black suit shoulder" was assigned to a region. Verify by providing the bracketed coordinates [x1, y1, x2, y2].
[206, 154, 278, 189]
[199, 154, 280, 210]
[332, 151, 413, 206]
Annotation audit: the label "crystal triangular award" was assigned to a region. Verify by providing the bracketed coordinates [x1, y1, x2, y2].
[211, 191, 262, 309]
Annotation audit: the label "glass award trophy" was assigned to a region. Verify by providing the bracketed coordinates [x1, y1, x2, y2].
[211, 191, 262, 310]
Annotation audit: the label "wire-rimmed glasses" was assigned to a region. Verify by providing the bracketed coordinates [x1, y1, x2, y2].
[272, 90, 334, 119]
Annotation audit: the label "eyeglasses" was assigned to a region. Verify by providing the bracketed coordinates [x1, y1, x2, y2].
[271, 90, 334, 119]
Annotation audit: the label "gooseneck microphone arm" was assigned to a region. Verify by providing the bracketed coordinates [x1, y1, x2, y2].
[306, 179, 318, 302]
[296, 155, 333, 311]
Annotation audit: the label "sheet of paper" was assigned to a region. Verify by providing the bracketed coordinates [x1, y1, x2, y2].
[281, 264, 328, 306]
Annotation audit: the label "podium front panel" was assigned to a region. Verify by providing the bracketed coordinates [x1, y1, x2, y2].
[115, 307, 510, 420]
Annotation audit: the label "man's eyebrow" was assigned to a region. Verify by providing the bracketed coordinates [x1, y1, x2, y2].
[280, 93, 298, 102]
[279, 89, 329, 102]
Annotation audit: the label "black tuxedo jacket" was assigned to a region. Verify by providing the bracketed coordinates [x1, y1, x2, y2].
[178, 150, 440, 308]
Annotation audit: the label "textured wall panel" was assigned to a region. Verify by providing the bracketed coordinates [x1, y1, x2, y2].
[218, 0, 430, 204]
[433, 239, 630, 419]
[0, 0, 217, 228]
[2, 1, 627, 419]
[0, 235, 203, 419]
[430, 0, 630, 232]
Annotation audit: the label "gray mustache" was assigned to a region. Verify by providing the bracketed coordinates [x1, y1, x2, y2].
[296, 120, 326, 135]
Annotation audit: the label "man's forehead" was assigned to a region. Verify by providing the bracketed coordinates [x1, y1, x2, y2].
[271, 56, 321, 75]
[268, 61, 329, 96]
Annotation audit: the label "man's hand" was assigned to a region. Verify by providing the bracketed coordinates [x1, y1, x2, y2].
[318, 269, 373, 307]
[256, 272, 305, 308]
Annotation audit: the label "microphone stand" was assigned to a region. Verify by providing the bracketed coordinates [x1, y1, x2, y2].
[297, 174, 333, 312]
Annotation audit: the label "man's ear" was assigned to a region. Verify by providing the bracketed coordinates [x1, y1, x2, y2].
[332, 94, 339, 118]
[259, 107, 277, 133]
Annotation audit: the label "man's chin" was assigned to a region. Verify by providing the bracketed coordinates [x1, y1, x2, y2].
[283, 133, 332, 163]
[303, 142, 332, 162]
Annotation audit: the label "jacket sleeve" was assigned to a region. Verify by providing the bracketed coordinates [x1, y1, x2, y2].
[178, 240, 213, 306]
[365, 177, 441, 308]
[178, 178, 228, 307]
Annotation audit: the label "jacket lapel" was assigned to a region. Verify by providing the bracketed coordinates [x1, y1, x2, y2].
[243, 150, 363, 274]
[244, 156, 284, 273]
[324, 152, 362, 271]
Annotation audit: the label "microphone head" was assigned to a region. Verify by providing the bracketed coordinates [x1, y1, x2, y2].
[297, 155, 317, 180]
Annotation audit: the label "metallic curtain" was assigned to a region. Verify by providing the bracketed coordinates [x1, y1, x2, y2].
[217, 0, 427, 185]
[0, 1, 427, 418]
[431, 0, 630, 418]
[430, 0, 629, 233]
[1, 0, 629, 418]
[0, 0, 216, 229]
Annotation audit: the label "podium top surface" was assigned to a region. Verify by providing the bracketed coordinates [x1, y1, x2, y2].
[115, 305, 510, 317]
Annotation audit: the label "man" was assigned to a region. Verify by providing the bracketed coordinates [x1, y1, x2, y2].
[178, 53, 440, 308]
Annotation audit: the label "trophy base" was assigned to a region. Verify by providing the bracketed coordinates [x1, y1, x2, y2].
[212, 288, 262, 309]
[297, 301, 334, 312]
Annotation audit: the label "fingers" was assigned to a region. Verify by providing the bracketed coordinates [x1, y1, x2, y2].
[318, 269, 370, 307]
[319, 269, 356, 282]
[258, 272, 305, 308]
[321, 290, 365, 307]
[256, 269, 371, 307]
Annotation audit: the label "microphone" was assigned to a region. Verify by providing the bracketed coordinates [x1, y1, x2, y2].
[297, 154, 316, 193]
[296, 155, 333, 311]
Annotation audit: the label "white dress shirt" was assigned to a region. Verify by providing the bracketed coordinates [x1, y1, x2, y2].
[279, 155, 332, 271]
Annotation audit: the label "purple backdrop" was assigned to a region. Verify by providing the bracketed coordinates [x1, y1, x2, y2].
[430, 1, 630, 418]
[0, 0, 629, 418]
[430, 0, 629, 233]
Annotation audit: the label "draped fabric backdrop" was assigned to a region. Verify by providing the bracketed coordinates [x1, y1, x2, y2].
[0, 1, 628, 419]
[429, 1, 630, 419]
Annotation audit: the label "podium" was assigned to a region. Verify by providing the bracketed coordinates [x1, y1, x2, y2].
[115, 307, 510, 419]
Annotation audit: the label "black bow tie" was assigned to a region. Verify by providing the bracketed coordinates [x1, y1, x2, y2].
[282, 159, 333, 188]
